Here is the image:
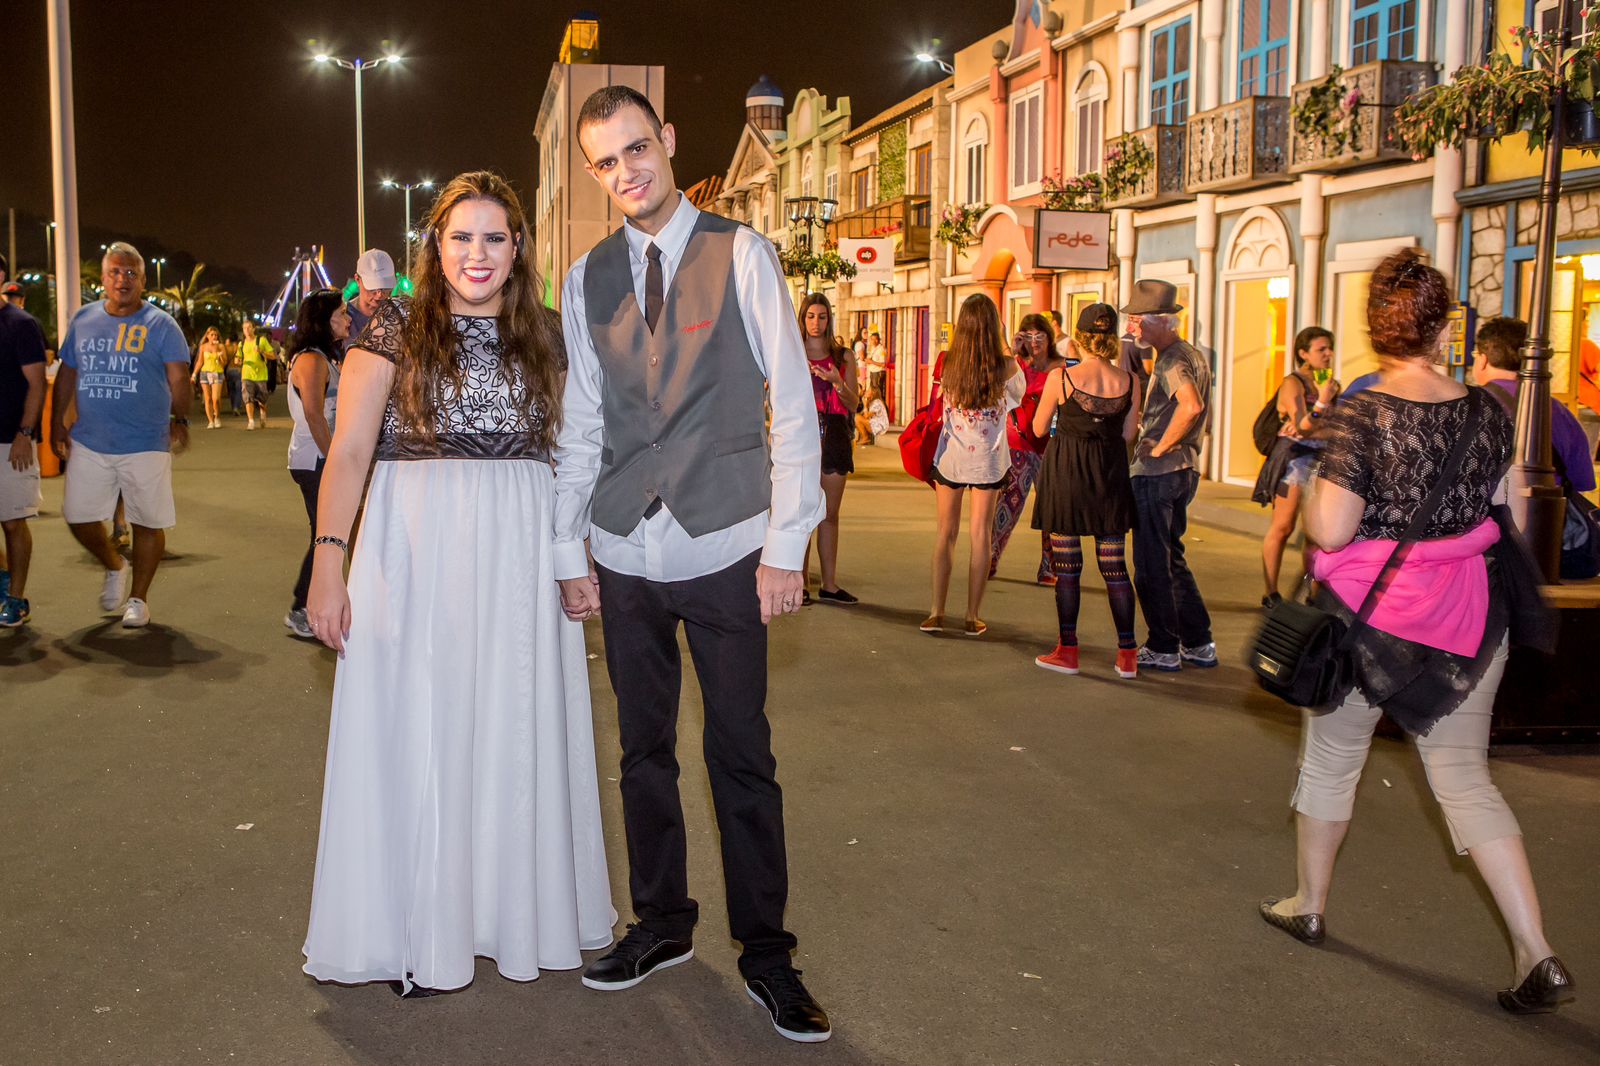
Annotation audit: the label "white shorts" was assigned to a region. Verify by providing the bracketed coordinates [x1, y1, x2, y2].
[62, 443, 176, 529]
[0, 442, 42, 522]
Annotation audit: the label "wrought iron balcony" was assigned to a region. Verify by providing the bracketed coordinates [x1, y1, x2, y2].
[1103, 125, 1191, 209]
[825, 195, 931, 262]
[1185, 96, 1291, 193]
[1288, 61, 1437, 174]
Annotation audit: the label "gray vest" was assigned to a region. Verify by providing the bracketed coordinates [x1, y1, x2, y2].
[582, 211, 772, 538]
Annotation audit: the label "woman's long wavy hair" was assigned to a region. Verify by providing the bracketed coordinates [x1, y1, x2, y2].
[942, 293, 1009, 409]
[796, 292, 848, 374]
[394, 171, 564, 451]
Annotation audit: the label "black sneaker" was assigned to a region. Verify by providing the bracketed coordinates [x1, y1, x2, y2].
[816, 587, 858, 605]
[745, 964, 831, 1043]
[580, 923, 694, 991]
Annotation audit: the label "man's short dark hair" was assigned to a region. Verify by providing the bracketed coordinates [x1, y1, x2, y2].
[870, 331, 881, 342]
[1477, 315, 1527, 372]
[577, 86, 663, 139]
[1050, 309, 1063, 327]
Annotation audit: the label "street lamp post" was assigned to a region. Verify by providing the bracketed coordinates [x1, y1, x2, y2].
[914, 51, 955, 75]
[784, 195, 838, 297]
[313, 47, 402, 254]
[151, 256, 167, 288]
[381, 177, 434, 279]
[43, 221, 55, 272]
[1512, 0, 1573, 581]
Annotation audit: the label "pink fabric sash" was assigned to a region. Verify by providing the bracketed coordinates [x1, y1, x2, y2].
[1308, 518, 1500, 656]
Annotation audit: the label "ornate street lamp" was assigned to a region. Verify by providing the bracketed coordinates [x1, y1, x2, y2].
[1513, 0, 1573, 580]
[784, 195, 838, 296]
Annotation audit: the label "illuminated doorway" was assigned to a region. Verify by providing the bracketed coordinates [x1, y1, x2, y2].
[1219, 209, 1294, 485]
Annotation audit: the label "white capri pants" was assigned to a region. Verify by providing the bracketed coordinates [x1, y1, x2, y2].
[1291, 640, 1521, 854]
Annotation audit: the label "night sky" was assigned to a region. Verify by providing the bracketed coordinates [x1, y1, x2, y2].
[1, 2, 1009, 301]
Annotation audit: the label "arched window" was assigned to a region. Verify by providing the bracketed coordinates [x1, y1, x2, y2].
[963, 114, 989, 206]
[1074, 65, 1108, 176]
[801, 148, 815, 199]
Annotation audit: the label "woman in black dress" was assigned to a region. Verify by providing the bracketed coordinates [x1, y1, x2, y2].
[1028, 303, 1141, 679]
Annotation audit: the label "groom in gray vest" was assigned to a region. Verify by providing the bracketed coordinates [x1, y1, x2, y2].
[553, 86, 830, 1044]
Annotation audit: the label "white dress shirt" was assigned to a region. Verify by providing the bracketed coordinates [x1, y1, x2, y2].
[553, 193, 824, 582]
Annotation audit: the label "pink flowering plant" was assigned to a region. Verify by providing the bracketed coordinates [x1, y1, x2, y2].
[1395, 7, 1600, 157]
[1293, 65, 1364, 156]
[935, 202, 987, 250]
[1041, 172, 1103, 211]
[1102, 136, 1156, 202]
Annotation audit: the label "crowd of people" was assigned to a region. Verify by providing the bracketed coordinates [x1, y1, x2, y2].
[0, 83, 1585, 1032]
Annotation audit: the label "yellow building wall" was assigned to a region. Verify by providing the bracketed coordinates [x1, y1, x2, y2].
[1485, 0, 1598, 184]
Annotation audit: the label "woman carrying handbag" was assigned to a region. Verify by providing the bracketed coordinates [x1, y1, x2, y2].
[1257, 250, 1573, 1016]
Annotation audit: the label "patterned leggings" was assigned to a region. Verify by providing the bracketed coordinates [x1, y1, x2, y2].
[1049, 534, 1137, 650]
[990, 448, 1050, 579]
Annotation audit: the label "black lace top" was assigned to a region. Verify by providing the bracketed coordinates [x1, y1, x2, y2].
[1318, 391, 1513, 542]
[352, 297, 561, 462]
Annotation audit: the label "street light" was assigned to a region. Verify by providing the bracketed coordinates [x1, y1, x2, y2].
[915, 51, 955, 75]
[784, 195, 839, 296]
[1512, 1, 1575, 579]
[312, 43, 403, 253]
[381, 176, 434, 278]
[151, 256, 167, 288]
[42, 221, 55, 272]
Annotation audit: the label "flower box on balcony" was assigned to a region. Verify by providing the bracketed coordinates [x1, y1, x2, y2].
[1288, 61, 1437, 174]
[1103, 125, 1191, 209]
[1185, 96, 1292, 193]
[826, 194, 932, 262]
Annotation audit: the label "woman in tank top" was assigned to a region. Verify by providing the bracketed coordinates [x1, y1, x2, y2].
[190, 327, 227, 429]
[798, 293, 861, 605]
[282, 289, 348, 639]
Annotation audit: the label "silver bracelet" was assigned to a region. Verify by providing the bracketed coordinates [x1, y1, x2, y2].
[314, 535, 348, 553]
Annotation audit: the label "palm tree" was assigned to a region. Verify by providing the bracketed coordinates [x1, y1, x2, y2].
[79, 259, 104, 302]
[153, 264, 231, 345]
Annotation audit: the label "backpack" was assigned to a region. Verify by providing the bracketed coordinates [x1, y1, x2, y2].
[1252, 375, 1305, 456]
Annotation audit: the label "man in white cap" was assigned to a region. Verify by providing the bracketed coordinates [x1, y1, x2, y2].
[345, 248, 396, 343]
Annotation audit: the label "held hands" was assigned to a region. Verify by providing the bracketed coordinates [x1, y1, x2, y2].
[559, 569, 602, 622]
[755, 564, 804, 625]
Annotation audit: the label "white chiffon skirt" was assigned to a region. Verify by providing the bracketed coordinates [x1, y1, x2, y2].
[302, 458, 615, 992]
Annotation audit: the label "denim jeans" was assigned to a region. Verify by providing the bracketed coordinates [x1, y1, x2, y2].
[1131, 469, 1212, 653]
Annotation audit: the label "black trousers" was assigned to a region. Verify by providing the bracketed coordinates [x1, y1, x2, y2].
[290, 462, 323, 611]
[595, 550, 796, 978]
[1131, 468, 1213, 653]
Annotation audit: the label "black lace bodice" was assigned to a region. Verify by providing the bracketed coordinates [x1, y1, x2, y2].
[352, 297, 561, 461]
[1317, 390, 1513, 542]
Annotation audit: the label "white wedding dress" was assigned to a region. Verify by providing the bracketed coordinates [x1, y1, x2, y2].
[302, 303, 614, 992]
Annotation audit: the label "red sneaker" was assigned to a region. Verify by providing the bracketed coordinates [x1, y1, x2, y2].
[1035, 645, 1079, 675]
[1115, 648, 1138, 679]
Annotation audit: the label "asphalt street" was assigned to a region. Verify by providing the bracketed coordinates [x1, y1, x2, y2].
[3, 399, 1598, 1066]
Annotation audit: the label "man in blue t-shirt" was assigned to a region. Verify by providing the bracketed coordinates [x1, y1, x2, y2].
[50, 242, 192, 628]
[0, 250, 48, 628]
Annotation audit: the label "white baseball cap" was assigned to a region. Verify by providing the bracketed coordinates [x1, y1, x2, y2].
[355, 248, 397, 290]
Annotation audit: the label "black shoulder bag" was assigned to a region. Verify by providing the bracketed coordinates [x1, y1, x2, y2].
[1249, 389, 1486, 707]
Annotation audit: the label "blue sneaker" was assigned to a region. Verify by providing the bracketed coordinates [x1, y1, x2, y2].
[0, 595, 30, 628]
[0, 569, 10, 600]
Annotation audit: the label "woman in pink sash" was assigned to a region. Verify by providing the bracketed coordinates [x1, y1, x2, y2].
[1257, 250, 1574, 1015]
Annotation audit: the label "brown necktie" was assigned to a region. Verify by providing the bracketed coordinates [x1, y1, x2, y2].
[644, 243, 664, 333]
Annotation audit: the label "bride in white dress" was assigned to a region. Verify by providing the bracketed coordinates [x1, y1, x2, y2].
[302, 171, 614, 996]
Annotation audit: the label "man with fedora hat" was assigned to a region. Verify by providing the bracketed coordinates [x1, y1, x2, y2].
[1122, 279, 1216, 673]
